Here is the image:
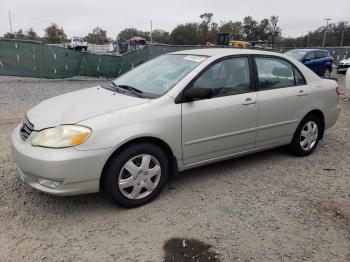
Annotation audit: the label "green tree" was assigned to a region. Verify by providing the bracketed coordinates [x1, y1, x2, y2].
[199, 12, 214, 44]
[26, 28, 39, 40]
[242, 16, 258, 40]
[85, 27, 109, 44]
[276, 20, 350, 47]
[219, 21, 242, 35]
[118, 28, 146, 42]
[44, 23, 66, 43]
[170, 23, 200, 45]
[14, 29, 25, 39]
[268, 16, 281, 45]
[151, 30, 170, 43]
[4, 28, 40, 41]
[3, 32, 15, 39]
[257, 18, 270, 40]
[338, 21, 349, 46]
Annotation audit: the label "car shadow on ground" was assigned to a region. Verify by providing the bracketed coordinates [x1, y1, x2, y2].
[169, 146, 289, 186]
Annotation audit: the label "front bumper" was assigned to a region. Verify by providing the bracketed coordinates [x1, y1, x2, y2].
[337, 65, 350, 72]
[11, 125, 112, 196]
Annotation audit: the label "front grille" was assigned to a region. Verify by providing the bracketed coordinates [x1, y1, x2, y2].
[19, 116, 34, 141]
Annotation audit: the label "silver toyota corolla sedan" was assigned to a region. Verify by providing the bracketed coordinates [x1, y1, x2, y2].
[12, 48, 341, 207]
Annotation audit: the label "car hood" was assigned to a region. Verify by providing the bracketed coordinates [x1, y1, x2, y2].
[27, 86, 150, 130]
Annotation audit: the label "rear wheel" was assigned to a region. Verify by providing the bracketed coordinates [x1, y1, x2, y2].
[323, 68, 331, 78]
[288, 114, 322, 156]
[102, 142, 169, 208]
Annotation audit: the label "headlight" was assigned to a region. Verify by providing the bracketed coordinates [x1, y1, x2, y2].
[31, 125, 91, 148]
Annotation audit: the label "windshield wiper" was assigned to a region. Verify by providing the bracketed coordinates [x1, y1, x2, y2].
[110, 82, 143, 97]
[118, 85, 144, 96]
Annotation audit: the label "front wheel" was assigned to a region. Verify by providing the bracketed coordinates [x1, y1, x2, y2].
[288, 115, 322, 156]
[102, 142, 169, 208]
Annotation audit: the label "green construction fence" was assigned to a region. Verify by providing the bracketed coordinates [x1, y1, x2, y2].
[0, 38, 349, 79]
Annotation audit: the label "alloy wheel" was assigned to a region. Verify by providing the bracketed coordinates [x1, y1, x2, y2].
[324, 68, 331, 78]
[300, 121, 318, 151]
[118, 154, 161, 200]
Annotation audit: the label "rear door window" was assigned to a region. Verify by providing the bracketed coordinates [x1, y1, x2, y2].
[293, 67, 306, 86]
[255, 57, 295, 90]
[315, 51, 326, 59]
[322, 51, 329, 58]
[304, 51, 315, 60]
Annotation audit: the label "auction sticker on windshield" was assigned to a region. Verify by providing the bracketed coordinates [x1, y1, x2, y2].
[183, 55, 206, 63]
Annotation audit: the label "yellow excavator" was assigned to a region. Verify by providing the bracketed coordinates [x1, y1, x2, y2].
[229, 40, 249, 48]
[207, 33, 272, 49]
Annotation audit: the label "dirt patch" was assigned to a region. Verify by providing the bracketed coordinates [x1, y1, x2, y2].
[315, 200, 350, 229]
[0, 117, 21, 127]
[163, 238, 220, 261]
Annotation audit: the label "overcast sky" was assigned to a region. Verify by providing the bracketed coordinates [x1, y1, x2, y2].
[1, 0, 349, 39]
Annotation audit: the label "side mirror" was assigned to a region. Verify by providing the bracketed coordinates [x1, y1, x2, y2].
[183, 87, 213, 102]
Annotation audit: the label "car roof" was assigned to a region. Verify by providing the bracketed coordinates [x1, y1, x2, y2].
[169, 48, 281, 57]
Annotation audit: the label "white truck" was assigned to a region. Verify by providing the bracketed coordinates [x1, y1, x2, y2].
[67, 37, 88, 51]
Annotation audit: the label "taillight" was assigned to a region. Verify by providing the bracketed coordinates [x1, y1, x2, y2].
[336, 86, 341, 96]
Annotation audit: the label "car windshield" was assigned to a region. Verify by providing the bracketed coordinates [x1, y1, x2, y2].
[285, 51, 306, 61]
[113, 54, 207, 97]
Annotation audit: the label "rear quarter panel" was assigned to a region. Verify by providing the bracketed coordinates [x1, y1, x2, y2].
[309, 78, 340, 129]
[285, 56, 340, 130]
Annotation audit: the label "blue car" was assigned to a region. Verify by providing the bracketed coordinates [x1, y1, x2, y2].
[285, 49, 333, 77]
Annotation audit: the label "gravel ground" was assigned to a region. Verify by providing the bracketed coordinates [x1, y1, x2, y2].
[0, 74, 349, 261]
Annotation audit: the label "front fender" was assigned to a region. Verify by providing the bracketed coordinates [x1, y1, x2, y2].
[75, 97, 182, 160]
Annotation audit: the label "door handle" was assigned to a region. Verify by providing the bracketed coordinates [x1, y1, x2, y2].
[297, 90, 309, 97]
[242, 98, 257, 105]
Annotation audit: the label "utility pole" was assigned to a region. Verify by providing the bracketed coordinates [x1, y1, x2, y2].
[301, 32, 304, 47]
[340, 21, 348, 47]
[8, 11, 13, 34]
[307, 33, 310, 48]
[322, 18, 332, 47]
[150, 20, 153, 44]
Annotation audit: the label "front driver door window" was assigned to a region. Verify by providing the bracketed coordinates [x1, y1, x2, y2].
[192, 57, 251, 97]
[181, 57, 259, 165]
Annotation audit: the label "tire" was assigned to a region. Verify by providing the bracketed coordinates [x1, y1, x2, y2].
[323, 67, 331, 78]
[288, 114, 323, 156]
[102, 142, 169, 208]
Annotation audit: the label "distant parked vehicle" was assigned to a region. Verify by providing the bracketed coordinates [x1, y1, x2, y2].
[337, 58, 350, 74]
[346, 67, 350, 89]
[285, 49, 333, 77]
[67, 37, 88, 51]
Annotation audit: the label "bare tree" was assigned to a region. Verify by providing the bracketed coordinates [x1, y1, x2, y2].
[268, 16, 282, 45]
[44, 23, 66, 43]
